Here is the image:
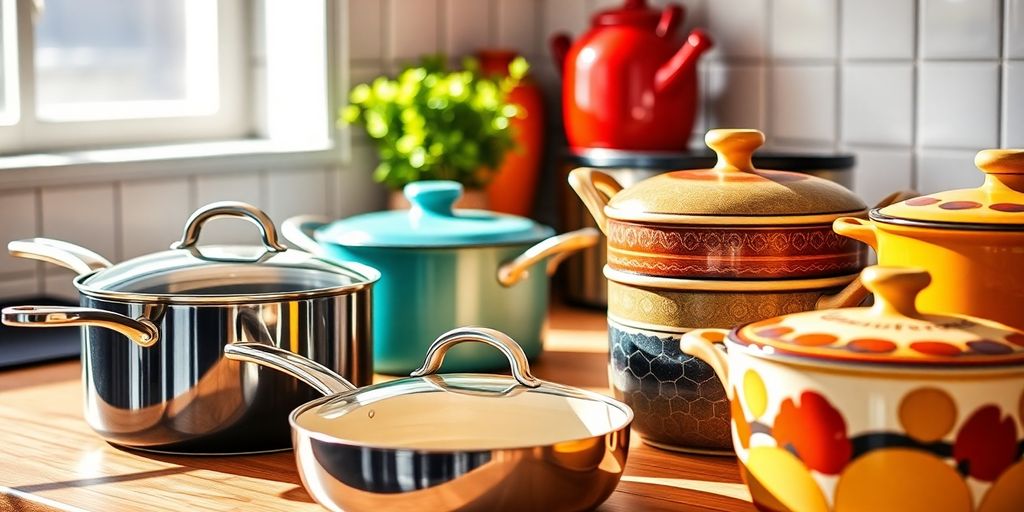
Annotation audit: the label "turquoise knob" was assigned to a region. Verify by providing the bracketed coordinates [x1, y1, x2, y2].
[405, 181, 462, 216]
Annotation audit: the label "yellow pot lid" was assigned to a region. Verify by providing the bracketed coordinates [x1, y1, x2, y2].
[732, 266, 1024, 367]
[875, 150, 1024, 228]
[606, 129, 867, 219]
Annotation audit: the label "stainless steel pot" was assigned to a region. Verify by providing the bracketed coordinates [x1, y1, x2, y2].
[224, 327, 633, 512]
[1, 202, 379, 454]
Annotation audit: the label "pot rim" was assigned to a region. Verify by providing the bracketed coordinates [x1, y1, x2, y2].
[72, 260, 381, 305]
[604, 207, 867, 227]
[318, 232, 554, 251]
[869, 208, 1024, 232]
[286, 375, 634, 453]
[724, 335, 1024, 373]
[603, 266, 857, 291]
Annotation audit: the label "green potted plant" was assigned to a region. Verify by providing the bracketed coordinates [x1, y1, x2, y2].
[342, 55, 528, 209]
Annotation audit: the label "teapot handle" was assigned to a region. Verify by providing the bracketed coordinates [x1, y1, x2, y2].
[657, 4, 683, 38]
[550, 34, 571, 74]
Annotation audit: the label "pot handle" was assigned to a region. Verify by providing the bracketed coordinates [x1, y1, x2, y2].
[171, 201, 287, 253]
[410, 327, 541, 388]
[815, 190, 918, 310]
[8, 238, 113, 276]
[568, 168, 624, 234]
[1, 306, 158, 347]
[281, 215, 330, 256]
[679, 329, 732, 400]
[224, 342, 357, 396]
[497, 228, 600, 287]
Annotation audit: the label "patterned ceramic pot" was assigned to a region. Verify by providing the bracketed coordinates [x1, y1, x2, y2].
[570, 129, 870, 282]
[606, 271, 857, 453]
[682, 266, 1024, 512]
[835, 149, 1024, 330]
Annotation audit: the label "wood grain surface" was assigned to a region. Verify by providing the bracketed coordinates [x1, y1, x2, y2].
[0, 304, 754, 512]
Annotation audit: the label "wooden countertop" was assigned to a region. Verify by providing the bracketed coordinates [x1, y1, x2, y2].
[0, 305, 753, 511]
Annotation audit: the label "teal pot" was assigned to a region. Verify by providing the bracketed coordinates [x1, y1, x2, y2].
[284, 181, 598, 375]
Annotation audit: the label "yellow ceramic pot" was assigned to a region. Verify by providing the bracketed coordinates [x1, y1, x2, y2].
[682, 266, 1024, 512]
[834, 149, 1024, 330]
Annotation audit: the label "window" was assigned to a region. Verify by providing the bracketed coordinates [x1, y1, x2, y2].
[0, 0, 250, 153]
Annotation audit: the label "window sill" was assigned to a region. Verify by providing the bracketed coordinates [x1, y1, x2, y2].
[0, 138, 344, 190]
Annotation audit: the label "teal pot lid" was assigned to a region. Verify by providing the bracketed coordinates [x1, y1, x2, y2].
[316, 181, 554, 248]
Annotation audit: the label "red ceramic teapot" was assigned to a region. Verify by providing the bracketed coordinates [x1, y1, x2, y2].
[552, 0, 712, 151]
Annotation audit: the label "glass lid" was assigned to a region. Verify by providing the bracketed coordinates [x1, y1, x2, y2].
[314, 181, 554, 248]
[292, 328, 633, 451]
[875, 149, 1024, 229]
[605, 129, 867, 218]
[80, 202, 379, 303]
[732, 266, 1024, 367]
[295, 374, 632, 450]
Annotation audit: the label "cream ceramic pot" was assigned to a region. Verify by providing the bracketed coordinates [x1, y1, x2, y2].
[681, 266, 1024, 512]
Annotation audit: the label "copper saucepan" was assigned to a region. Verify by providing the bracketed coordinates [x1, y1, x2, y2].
[223, 327, 633, 512]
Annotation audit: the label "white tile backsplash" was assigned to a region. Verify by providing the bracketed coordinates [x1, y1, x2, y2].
[704, 0, 767, 59]
[917, 149, 986, 194]
[771, 0, 837, 60]
[850, 148, 914, 206]
[706, 63, 765, 130]
[266, 169, 330, 226]
[770, 65, 836, 143]
[195, 173, 265, 245]
[390, 0, 439, 60]
[348, 0, 383, 61]
[0, 190, 39, 275]
[841, 63, 914, 146]
[120, 179, 192, 259]
[0, 277, 39, 301]
[445, 0, 493, 58]
[41, 184, 117, 266]
[841, 0, 915, 60]
[1009, 0, 1024, 58]
[921, 0, 1001, 59]
[542, 0, 587, 59]
[918, 62, 1000, 149]
[1005, 62, 1024, 147]
[497, 0, 538, 55]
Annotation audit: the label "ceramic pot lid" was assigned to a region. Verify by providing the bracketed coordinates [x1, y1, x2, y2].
[731, 266, 1024, 367]
[315, 181, 554, 248]
[605, 129, 866, 220]
[874, 149, 1024, 229]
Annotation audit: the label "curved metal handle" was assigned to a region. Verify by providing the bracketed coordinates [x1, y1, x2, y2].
[679, 329, 732, 400]
[170, 201, 287, 253]
[2, 306, 158, 347]
[497, 228, 600, 287]
[281, 215, 330, 256]
[568, 168, 623, 234]
[410, 327, 541, 388]
[224, 342, 356, 396]
[819, 190, 917, 311]
[8, 238, 113, 276]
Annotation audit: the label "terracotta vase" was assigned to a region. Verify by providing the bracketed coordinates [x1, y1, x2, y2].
[478, 49, 545, 217]
[388, 189, 489, 210]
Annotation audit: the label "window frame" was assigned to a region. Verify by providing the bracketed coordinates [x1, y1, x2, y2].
[0, 0, 252, 154]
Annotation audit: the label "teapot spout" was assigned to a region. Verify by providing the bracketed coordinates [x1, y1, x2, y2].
[654, 29, 713, 94]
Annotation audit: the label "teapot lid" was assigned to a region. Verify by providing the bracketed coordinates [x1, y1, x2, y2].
[873, 150, 1024, 230]
[730, 266, 1024, 367]
[593, 0, 663, 28]
[604, 129, 867, 224]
